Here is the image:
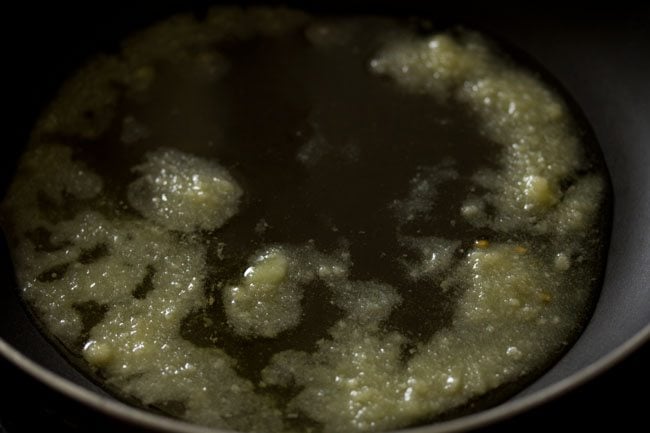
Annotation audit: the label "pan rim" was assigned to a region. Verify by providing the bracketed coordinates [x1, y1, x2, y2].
[1, 325, 648, 433]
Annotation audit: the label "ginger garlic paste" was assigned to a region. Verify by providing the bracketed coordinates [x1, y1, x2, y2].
[1, 7, 610, 433]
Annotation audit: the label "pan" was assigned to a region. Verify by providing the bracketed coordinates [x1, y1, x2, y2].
[1, 1, 648, 432]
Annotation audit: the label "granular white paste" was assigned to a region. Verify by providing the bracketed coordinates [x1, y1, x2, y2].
[370, 31, 603, 233]
[127, 148, 242, 232]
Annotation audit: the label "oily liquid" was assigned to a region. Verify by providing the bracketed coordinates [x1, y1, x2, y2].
[50, 22, 501, 373]
[3, 11, 610, 433]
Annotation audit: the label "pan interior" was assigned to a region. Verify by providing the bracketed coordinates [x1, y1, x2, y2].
[1, 5, 603, 428]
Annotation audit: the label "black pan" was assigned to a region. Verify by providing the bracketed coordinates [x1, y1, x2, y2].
[1, 2, 648, 432]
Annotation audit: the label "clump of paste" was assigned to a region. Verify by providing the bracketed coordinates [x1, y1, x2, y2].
[224, 246, 349, 338]
[127, 148, 242, 232]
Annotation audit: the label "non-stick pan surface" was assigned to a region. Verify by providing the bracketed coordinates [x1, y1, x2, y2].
[1, 2, 648, 432]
